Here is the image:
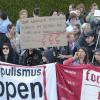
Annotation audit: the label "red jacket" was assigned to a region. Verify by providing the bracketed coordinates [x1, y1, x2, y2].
[63, 57, 86, 66]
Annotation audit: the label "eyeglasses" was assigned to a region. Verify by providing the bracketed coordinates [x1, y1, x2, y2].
[2, 47, 9, 50]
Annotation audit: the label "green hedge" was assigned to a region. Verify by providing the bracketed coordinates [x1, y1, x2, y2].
[0, 0, 100, 23]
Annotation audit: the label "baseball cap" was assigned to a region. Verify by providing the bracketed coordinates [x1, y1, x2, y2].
[84, 31, 95, 37]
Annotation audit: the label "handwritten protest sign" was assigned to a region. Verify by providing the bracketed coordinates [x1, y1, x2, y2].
[20, 16, 67, 49]
[94, 10, 100, 20]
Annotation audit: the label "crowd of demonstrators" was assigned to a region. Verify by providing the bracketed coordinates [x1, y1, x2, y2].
[64, 3, 100, 66]
[0, 2, 100, 66]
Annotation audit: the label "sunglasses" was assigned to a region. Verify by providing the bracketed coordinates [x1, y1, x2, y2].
[2, 47, 9, 50]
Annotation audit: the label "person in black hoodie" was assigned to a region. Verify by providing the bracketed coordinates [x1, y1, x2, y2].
[84, 31, 96, 62]
[20, 48, 42, 66]
[0, 43, 19, 64]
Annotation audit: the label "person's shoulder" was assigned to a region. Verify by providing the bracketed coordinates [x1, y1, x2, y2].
[4, 18, 12, 24]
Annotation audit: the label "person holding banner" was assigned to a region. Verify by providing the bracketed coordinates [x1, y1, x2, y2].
[42, 47, 55, 64]
[53, 33, 77, 64]
[93, 48, 100, 66]
[63, 47, 89, 65]
[19, 48, 42, 66]
[0, 43, 19, 64]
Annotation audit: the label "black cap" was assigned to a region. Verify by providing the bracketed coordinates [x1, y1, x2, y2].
[84, 31, 95, 37]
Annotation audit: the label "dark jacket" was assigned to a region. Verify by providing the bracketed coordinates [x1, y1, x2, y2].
[42, 48, 55, 63]
[20, 49, 42, 66]
[0, 48, 19, 64]
[0, 33, 11, 48]
[85, 43, 96, 62]
[93, 58, 100, 66]
[53, 45, 77, 64]
[93, 61, 100, 66]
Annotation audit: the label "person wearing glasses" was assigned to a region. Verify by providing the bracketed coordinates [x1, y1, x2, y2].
[0, 43, 19, 64]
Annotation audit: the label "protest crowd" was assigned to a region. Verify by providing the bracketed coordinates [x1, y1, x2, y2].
[0, 3, 100, 66]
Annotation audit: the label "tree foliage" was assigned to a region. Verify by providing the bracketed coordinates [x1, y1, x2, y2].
[0, 0, 99, 23]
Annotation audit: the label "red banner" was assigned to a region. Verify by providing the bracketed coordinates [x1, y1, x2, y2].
[56, 64, 100, 100]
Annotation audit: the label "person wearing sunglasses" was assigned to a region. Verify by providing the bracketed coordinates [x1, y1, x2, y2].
[0, 43, 19, 64]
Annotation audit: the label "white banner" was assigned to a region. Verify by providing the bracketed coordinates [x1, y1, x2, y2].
[0, 63, 57, 100]
[81, 69, 100, 100]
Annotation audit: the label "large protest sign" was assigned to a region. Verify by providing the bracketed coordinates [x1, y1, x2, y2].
[20, 16, 67, 49]
[94, 10, 100, 20]
[0, 62, 57, 100]
[56, 64, 100, 100]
